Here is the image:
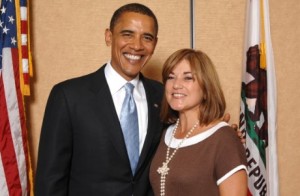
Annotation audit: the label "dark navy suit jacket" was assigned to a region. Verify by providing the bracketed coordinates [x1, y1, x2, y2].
[35, 65, 164, 195]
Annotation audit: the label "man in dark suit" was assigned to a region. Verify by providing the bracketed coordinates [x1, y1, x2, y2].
[35, 3, 163, 195]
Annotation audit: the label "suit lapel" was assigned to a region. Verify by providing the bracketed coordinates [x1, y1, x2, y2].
[89, 67, 163, 175]
[89, 65, 129, 164]
[136, 76, 163, 173]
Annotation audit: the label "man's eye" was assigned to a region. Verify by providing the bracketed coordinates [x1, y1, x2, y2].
[144, 36, 153, 41]
[122, 33, 132, 37]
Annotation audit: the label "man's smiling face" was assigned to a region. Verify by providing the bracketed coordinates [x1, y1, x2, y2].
[105, 12, 157, 81]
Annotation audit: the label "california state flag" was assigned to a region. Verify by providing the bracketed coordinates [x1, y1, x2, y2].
[239, 0, 279, 195]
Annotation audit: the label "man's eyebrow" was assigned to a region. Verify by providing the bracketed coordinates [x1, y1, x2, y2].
[119, 30, 155, 39]
[120, 30, 134, 34]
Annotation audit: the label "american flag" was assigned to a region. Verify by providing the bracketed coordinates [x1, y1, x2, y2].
[0, 0, 33, 195]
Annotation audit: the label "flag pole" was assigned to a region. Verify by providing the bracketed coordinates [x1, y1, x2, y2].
[190, 0, 195, 49]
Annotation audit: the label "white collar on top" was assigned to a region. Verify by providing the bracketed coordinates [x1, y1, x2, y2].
[164, 121, 229, 148]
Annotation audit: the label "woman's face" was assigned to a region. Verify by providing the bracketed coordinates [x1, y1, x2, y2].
[165, 59, 203, 114]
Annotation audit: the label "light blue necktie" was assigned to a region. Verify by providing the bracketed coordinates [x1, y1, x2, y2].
[120, 83, 139, 174]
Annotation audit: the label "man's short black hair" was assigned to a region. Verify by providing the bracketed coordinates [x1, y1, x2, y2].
[110, 3, 158, 36]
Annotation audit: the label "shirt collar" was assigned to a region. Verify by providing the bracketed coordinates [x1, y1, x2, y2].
[104, 61, 140, 95]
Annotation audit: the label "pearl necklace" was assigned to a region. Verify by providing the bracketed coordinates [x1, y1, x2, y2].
[157, 119, 200, 196]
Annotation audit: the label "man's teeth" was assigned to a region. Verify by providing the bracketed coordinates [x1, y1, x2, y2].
[124, 54, 141, 60]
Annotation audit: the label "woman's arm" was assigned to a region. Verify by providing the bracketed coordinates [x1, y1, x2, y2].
[219, 170, 248, 196]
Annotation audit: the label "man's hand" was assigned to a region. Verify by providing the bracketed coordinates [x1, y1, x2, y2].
[223, 113, 246, 144]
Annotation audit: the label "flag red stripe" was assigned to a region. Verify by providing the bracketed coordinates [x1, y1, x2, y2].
[21, 20, 28, 34]
[247, 189, 253, 196]
[0, 50, 22, 196]
[12, 47, 30, 195]
[22, 45, 28, 58]
[23, 73, 30, 84]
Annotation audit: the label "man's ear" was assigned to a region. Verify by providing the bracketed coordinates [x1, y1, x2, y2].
[105, 28, 112, 46]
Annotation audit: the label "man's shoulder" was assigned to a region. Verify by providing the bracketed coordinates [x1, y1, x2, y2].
[141, 75, 163, 89]
[55, 66, 105, 89]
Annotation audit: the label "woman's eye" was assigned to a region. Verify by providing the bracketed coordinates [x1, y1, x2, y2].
[167, 75, 174, 80]
[184, 76, 194, 80]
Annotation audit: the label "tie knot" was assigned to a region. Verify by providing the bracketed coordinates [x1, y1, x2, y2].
[124, 83, 134, 94]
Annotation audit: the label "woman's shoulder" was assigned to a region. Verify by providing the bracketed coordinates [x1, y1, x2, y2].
[214, 123, 240, 142]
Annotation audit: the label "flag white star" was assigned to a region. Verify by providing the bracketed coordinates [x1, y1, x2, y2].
[0, 6, 6, 14]
[11, 37, 16, 45]
[8, 16, 15, 24]
[3, 26, 9, 34]
[0, 20, 3, 28]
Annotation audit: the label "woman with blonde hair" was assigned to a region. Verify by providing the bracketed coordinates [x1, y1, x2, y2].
[150, 48, 247, 196]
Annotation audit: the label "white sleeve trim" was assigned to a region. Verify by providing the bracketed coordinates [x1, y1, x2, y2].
[216, 165, 247, 185]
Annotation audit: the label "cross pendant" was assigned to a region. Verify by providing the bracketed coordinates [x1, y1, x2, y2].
[157, 162, 170, 176]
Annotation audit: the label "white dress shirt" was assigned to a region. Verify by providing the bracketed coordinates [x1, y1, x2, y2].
[104, 61, 148, 154]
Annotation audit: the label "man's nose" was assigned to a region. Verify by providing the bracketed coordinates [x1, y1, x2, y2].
[130, 37, 144, 50]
